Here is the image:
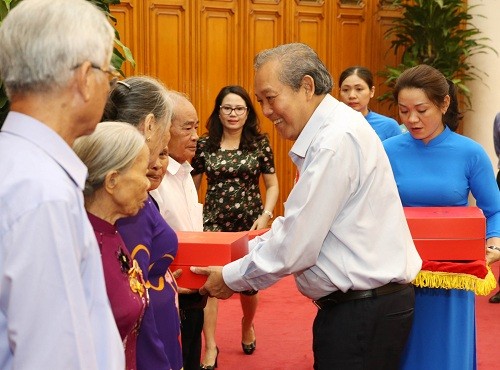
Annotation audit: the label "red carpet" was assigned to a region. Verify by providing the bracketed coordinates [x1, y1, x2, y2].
[208, 273, 499, 369]
[476, 266, 500, 370]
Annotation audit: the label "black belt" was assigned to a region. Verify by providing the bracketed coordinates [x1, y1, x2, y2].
[313, 282, 410, 310]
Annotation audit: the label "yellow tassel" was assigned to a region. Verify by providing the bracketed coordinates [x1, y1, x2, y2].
[412, 265, 497, 296]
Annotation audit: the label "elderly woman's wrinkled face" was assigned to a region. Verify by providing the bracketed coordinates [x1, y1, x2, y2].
[146, 121, 171, 191]
[147, 116, 171, 168]
[147, 145, 169, 191]
[112, 144, 150, 217]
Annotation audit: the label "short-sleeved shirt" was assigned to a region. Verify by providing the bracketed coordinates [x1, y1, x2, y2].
[191, 136, 275, 231]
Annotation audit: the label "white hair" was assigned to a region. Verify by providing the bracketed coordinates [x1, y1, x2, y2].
[166, 90, 191, 122]
[0, 0, 115, 97]
[73, 121, 146, 196]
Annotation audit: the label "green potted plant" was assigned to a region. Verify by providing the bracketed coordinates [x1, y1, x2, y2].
[379, 0, 496, 109]
[0, 0, 134, 127]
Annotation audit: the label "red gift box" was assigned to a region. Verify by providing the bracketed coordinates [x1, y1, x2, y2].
[171, 231, 249, 289]
[404, 207, 486, 261]
[247, 228, 270, 240]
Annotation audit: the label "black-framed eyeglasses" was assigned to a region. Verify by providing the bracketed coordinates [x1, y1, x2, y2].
[219, 105, 247, 116]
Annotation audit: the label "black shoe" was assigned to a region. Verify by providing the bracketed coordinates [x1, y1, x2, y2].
[242, 340, 256, 355]
[489, 291, 500, 303]
[200, 347, 219, 369]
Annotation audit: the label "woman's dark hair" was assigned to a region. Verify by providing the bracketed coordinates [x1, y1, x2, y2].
[204, 85, 266, 152]
[338, 66, 374, 89]
[393, 64, 462, 131]
[101, 76, 170, 128]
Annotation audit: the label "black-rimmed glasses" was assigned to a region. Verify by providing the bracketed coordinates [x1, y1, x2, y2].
[220, 105, 247, 116]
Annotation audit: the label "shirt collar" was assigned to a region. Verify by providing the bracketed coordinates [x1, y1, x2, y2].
[290, 94, 339, 159]
[408, 125, 452, 147]
[167, 156, 193, 176]
[2, 111, 88, 190]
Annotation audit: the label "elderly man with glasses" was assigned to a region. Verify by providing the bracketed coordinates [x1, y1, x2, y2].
[0, 0, 124, 369]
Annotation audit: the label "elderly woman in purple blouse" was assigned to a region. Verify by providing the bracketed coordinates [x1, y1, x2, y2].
[73, 121, 150, 370]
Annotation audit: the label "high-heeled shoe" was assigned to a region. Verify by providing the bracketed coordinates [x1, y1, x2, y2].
[241, 318, 256, 355]
[200, 347, 219, 370]
[242, 338, 256, 355]
[490, 290, 500, 303]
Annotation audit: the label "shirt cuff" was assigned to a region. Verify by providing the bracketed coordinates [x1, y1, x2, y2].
[222, 259, 253, 292]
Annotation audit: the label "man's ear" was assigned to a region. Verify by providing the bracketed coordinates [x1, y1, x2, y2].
[74, 61, 93, 102]
[302, 75, 315, 99]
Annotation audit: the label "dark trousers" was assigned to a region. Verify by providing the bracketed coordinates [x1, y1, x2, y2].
[179, 293, 207, 370]
[313, 285, 415, 370]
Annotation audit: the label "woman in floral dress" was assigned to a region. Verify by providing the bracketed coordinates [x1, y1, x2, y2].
[192, 85, 279, 369]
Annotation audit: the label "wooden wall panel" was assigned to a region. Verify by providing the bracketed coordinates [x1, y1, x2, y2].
[246, 1, 290, 216]
[246, 2, 284, 132]
[111, 0, 405, 218]
[196, 1, 239, 123]
[335, 8, 367, 76]
[110, 0, 142, 76]
[290, 1, 327, 58]
[369, 1, 402, 120]
[144, 1, 191, 93]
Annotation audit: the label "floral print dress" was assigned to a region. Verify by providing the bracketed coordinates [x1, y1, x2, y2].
[191, 136, 276, 231]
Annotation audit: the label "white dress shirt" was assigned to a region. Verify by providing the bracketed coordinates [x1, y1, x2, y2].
[0, 112, 124, 369]
[223, 95, 422, 300]
[150, 157, 203, 232]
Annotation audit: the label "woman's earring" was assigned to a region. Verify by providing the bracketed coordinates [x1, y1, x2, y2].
[146, 136, 151, 142]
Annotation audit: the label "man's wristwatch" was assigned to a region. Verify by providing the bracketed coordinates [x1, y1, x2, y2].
[488, 246, 500, 252]
[263, 210, 273, 219]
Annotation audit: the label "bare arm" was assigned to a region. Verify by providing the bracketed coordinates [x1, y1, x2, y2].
[486, 236, 500, 265]
[192, 173, 202, 191]
[251, 172, 279, 230]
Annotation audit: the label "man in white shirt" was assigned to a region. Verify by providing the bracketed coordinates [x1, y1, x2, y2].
[0, 1, 124, 369]
[150, 91, 205, 370]
[192, 43, 422, 369]
[150, 92, 203, 232]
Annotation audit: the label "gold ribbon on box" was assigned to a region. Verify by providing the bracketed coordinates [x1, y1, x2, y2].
[413, 260, 497, 295]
